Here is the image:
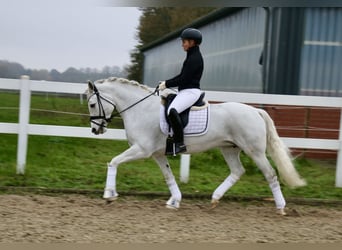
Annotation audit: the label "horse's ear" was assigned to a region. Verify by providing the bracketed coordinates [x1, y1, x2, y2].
[88, 80, 95, 93]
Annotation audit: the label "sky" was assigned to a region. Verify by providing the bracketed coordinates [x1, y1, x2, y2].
[0, 0, 141, 72]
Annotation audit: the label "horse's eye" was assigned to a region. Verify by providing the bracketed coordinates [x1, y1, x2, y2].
[90, 103, 96, 108]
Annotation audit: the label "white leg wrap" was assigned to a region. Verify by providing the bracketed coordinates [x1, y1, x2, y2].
[103, 164, 118, 199]
[269, 178, 286, 209]
[212, 174, 239, 200]
[168, 180, 182, 201]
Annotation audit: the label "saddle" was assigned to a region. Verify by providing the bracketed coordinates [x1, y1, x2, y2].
[161, 92, 207, 128]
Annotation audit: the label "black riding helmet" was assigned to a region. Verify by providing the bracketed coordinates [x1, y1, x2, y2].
[180, 28, 202, 45]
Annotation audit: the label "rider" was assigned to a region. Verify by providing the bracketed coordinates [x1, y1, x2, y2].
[158, 28, 204, 155]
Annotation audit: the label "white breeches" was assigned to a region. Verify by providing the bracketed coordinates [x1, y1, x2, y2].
[167, 88, 201, 115]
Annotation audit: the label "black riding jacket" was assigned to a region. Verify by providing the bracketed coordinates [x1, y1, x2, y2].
[165, 46, 203, 91]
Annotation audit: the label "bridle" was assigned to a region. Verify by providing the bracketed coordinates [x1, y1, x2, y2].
[88, 82, 159, 129]
[88, 84, 116, 128]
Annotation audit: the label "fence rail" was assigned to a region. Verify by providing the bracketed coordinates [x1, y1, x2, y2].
[1, 76, 342, 187]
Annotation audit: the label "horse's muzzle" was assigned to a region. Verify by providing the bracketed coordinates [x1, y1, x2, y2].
[91, 125, 107, 135]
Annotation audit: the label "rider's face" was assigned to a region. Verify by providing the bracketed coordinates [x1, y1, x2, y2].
[182, 39, 195, 51]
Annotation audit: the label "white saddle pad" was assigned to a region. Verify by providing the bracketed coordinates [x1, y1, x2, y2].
[160, 105, 210, 136]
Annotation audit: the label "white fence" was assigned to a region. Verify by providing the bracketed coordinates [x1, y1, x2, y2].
[1, 76, 342, 187]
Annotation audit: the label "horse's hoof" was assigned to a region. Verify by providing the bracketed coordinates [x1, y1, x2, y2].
[277, 208, 287, 216]
[104, 196, 118, 205]
[210, 199, 220, 209]
[105, 199, 114, 205]
[103, 189, 119, 202]
[166, 198, 180, 210]
[166, 204, 178, 210]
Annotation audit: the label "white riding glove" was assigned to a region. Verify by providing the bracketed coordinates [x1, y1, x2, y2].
[158, 81, 166, 90]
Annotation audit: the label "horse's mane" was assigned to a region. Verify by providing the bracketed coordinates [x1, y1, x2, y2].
[95, 77, 152, 93]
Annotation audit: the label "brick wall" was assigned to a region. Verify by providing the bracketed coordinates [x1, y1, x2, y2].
[262, 105, 340, 159]
[209, 101, 340, 159]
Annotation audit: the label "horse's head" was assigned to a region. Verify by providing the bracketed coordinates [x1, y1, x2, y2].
[86, 80, 116, 135]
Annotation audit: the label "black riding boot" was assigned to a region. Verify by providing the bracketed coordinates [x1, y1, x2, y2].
[166, 108, 187, 155]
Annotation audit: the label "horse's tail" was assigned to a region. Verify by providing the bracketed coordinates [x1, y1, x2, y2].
[258, 109, 307, 188]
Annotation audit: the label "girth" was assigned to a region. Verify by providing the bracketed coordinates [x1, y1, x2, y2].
[162, 92, 206, 128]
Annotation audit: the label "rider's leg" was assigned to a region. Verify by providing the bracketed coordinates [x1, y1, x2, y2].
[167, 88, 202, 114]
[168, 108, 186, 154]
[166, 88, 201, 155]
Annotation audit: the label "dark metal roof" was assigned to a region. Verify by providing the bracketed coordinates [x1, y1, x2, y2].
[140, 7, 244, 52]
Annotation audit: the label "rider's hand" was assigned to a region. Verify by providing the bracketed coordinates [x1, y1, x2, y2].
[158, 81, 166, 90]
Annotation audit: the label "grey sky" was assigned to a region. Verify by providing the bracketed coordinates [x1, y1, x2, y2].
[0, 0, 141, 72]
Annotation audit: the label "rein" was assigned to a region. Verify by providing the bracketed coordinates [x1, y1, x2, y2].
[89, 83, 159, 127]
[117, 88, 158, 114]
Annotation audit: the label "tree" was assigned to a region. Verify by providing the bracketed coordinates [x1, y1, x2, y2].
[0, 60, 128, 82]
[30, 69, 50, 81]
[0, 60, 26, 79]
[125, 47, 144, 83]
[50, 69, 62, 81]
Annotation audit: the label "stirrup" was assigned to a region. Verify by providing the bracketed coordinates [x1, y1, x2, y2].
[174, 142, 187, 155]
[165, 142, 187, 156]
[165, 136, 187, 156]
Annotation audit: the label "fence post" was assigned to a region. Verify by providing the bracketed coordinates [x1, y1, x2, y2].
[16, 75, 31, 174]
[335, 108, 342, 187]
[80, 93, 83, 105]
[180, 154, 191, 183]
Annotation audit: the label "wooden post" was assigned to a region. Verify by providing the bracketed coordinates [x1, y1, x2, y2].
[16, 75, 31, 174]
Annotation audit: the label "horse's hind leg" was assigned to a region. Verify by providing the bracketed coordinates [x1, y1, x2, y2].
[153, 153, 182, 209]
[211, 147, 245, 208]
[249, 152, 286, 215]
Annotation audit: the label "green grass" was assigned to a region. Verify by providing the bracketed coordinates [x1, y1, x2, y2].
[0, 92, 123, 127]
[0, 92, 341, 200]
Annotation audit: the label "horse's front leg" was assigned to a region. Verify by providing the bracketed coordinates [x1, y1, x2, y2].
[103, 144, 150, 201]
[153, 153, 182, 209]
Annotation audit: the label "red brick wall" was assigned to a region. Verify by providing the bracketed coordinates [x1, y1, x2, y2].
[262, 105, 340, 159]
[209, 101, 340, 159]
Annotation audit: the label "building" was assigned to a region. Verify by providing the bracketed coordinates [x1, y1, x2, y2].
[141, 7, 342, 97]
